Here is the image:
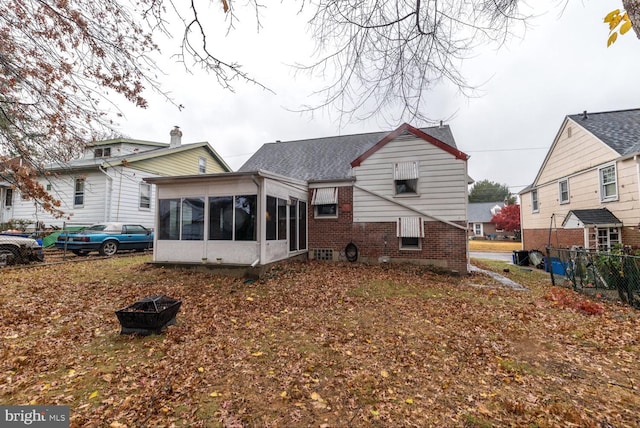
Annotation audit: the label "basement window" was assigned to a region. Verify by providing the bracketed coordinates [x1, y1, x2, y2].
[397, 216, 424, 250]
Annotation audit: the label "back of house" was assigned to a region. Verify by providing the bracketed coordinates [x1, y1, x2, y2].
[147, 123, 470, 274]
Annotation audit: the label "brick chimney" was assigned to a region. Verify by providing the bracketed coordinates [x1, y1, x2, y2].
[170, 126, 182, 148]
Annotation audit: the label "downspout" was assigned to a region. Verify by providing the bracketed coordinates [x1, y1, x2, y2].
[251, 175, 262, 267]
[635, 155, 640, 244]
[115, 167, 123, 221]
[98, 163, 113, 222]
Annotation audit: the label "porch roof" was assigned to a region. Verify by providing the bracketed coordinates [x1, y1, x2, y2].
[562, 208, 623, 227]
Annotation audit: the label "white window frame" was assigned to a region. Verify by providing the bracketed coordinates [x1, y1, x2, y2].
[312, 188, 338, 219]
[558, 179, 569, 204]
[473, 223, 482, 236]
[4, 188, 13, 208]
[393, 161, 419, 196]
[597, 227, 620, 251]
[198, 157, 206, 174]
[531, 189, 539, 213]
[400, 237, 422, 250]
[74, 178, 85, 208]
[94, 147, 111, 158]
[599, 164, 618, 202]
[139, 182, 151, 210]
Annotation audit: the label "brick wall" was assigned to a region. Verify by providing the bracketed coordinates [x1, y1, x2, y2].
[523, 227, 640, 251]
[308, 186, 468, 274]
[622, 227, 640, 250]
[522, 228, 584, 251]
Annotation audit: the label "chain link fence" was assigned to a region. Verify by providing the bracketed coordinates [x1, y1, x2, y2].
[546, 247, 640, 308]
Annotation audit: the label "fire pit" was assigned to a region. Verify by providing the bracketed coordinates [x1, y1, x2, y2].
[115, 295, 182, 335]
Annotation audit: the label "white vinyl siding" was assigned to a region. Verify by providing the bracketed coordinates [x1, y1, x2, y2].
[352, 135, 467, 223]
[537, 120, 619, 184]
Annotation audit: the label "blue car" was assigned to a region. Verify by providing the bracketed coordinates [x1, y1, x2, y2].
[56, 222, 153, 256]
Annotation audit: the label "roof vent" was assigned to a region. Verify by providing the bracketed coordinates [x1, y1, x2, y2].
[170, 126, 182, 148]
[439, 120, 444, 128]
[582, 110, 588, 120]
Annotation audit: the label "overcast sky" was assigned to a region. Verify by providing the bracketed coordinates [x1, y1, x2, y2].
[113, 0, 640, 196]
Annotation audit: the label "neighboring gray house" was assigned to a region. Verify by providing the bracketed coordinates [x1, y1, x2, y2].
[468, 201, 506, 239]
[147, 123, 471, 274]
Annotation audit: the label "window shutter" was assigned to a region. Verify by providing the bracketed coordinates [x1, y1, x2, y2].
[394, 162, 419, 180]
[311, 187, 338, 205]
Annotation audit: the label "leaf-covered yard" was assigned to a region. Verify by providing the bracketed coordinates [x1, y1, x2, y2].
[1, 257, 639, 427]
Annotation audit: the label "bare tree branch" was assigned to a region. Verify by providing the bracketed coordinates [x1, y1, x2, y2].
[291, 0, 527, 125]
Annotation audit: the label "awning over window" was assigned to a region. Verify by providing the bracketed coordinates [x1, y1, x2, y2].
[311, 187, 338, 205]
[394, 161, 419, 180]
[397, 217, 424, 238]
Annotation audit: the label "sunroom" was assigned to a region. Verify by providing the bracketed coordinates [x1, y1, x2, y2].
[145, 171, 308, 267]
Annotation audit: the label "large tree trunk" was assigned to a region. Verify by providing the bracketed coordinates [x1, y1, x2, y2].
[623, 0, 640, 39]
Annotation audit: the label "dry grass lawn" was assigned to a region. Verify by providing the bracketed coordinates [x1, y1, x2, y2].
[1, 257, 639, 427]
[469, 239, 522, 252]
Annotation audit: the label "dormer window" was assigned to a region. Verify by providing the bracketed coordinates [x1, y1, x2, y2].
[94, 147, 111, 158]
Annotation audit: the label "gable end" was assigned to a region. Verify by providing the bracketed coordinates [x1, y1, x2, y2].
[350, 123, 469, 167]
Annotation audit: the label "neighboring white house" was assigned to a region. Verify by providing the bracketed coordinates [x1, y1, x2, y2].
[1, 127, 231, 229]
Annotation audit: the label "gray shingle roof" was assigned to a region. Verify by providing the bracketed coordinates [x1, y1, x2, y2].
[569, 108, 640, 156]
[564, 208, 622, 226]
[238, 125, 457, 181]
[468, 202, 504, 223]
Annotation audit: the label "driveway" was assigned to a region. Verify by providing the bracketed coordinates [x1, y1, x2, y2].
[470, 251, 513, 262]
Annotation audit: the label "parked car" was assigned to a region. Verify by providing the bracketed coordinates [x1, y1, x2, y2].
[55, 223, 153, 256]
[0, 234, 45, 265]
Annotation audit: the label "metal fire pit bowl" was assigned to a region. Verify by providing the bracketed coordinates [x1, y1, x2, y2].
[115, 295, 182, 335]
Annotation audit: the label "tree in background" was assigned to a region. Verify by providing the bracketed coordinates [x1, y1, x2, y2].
[491, 204, 521, 235]
[468, 180, 515, 203]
